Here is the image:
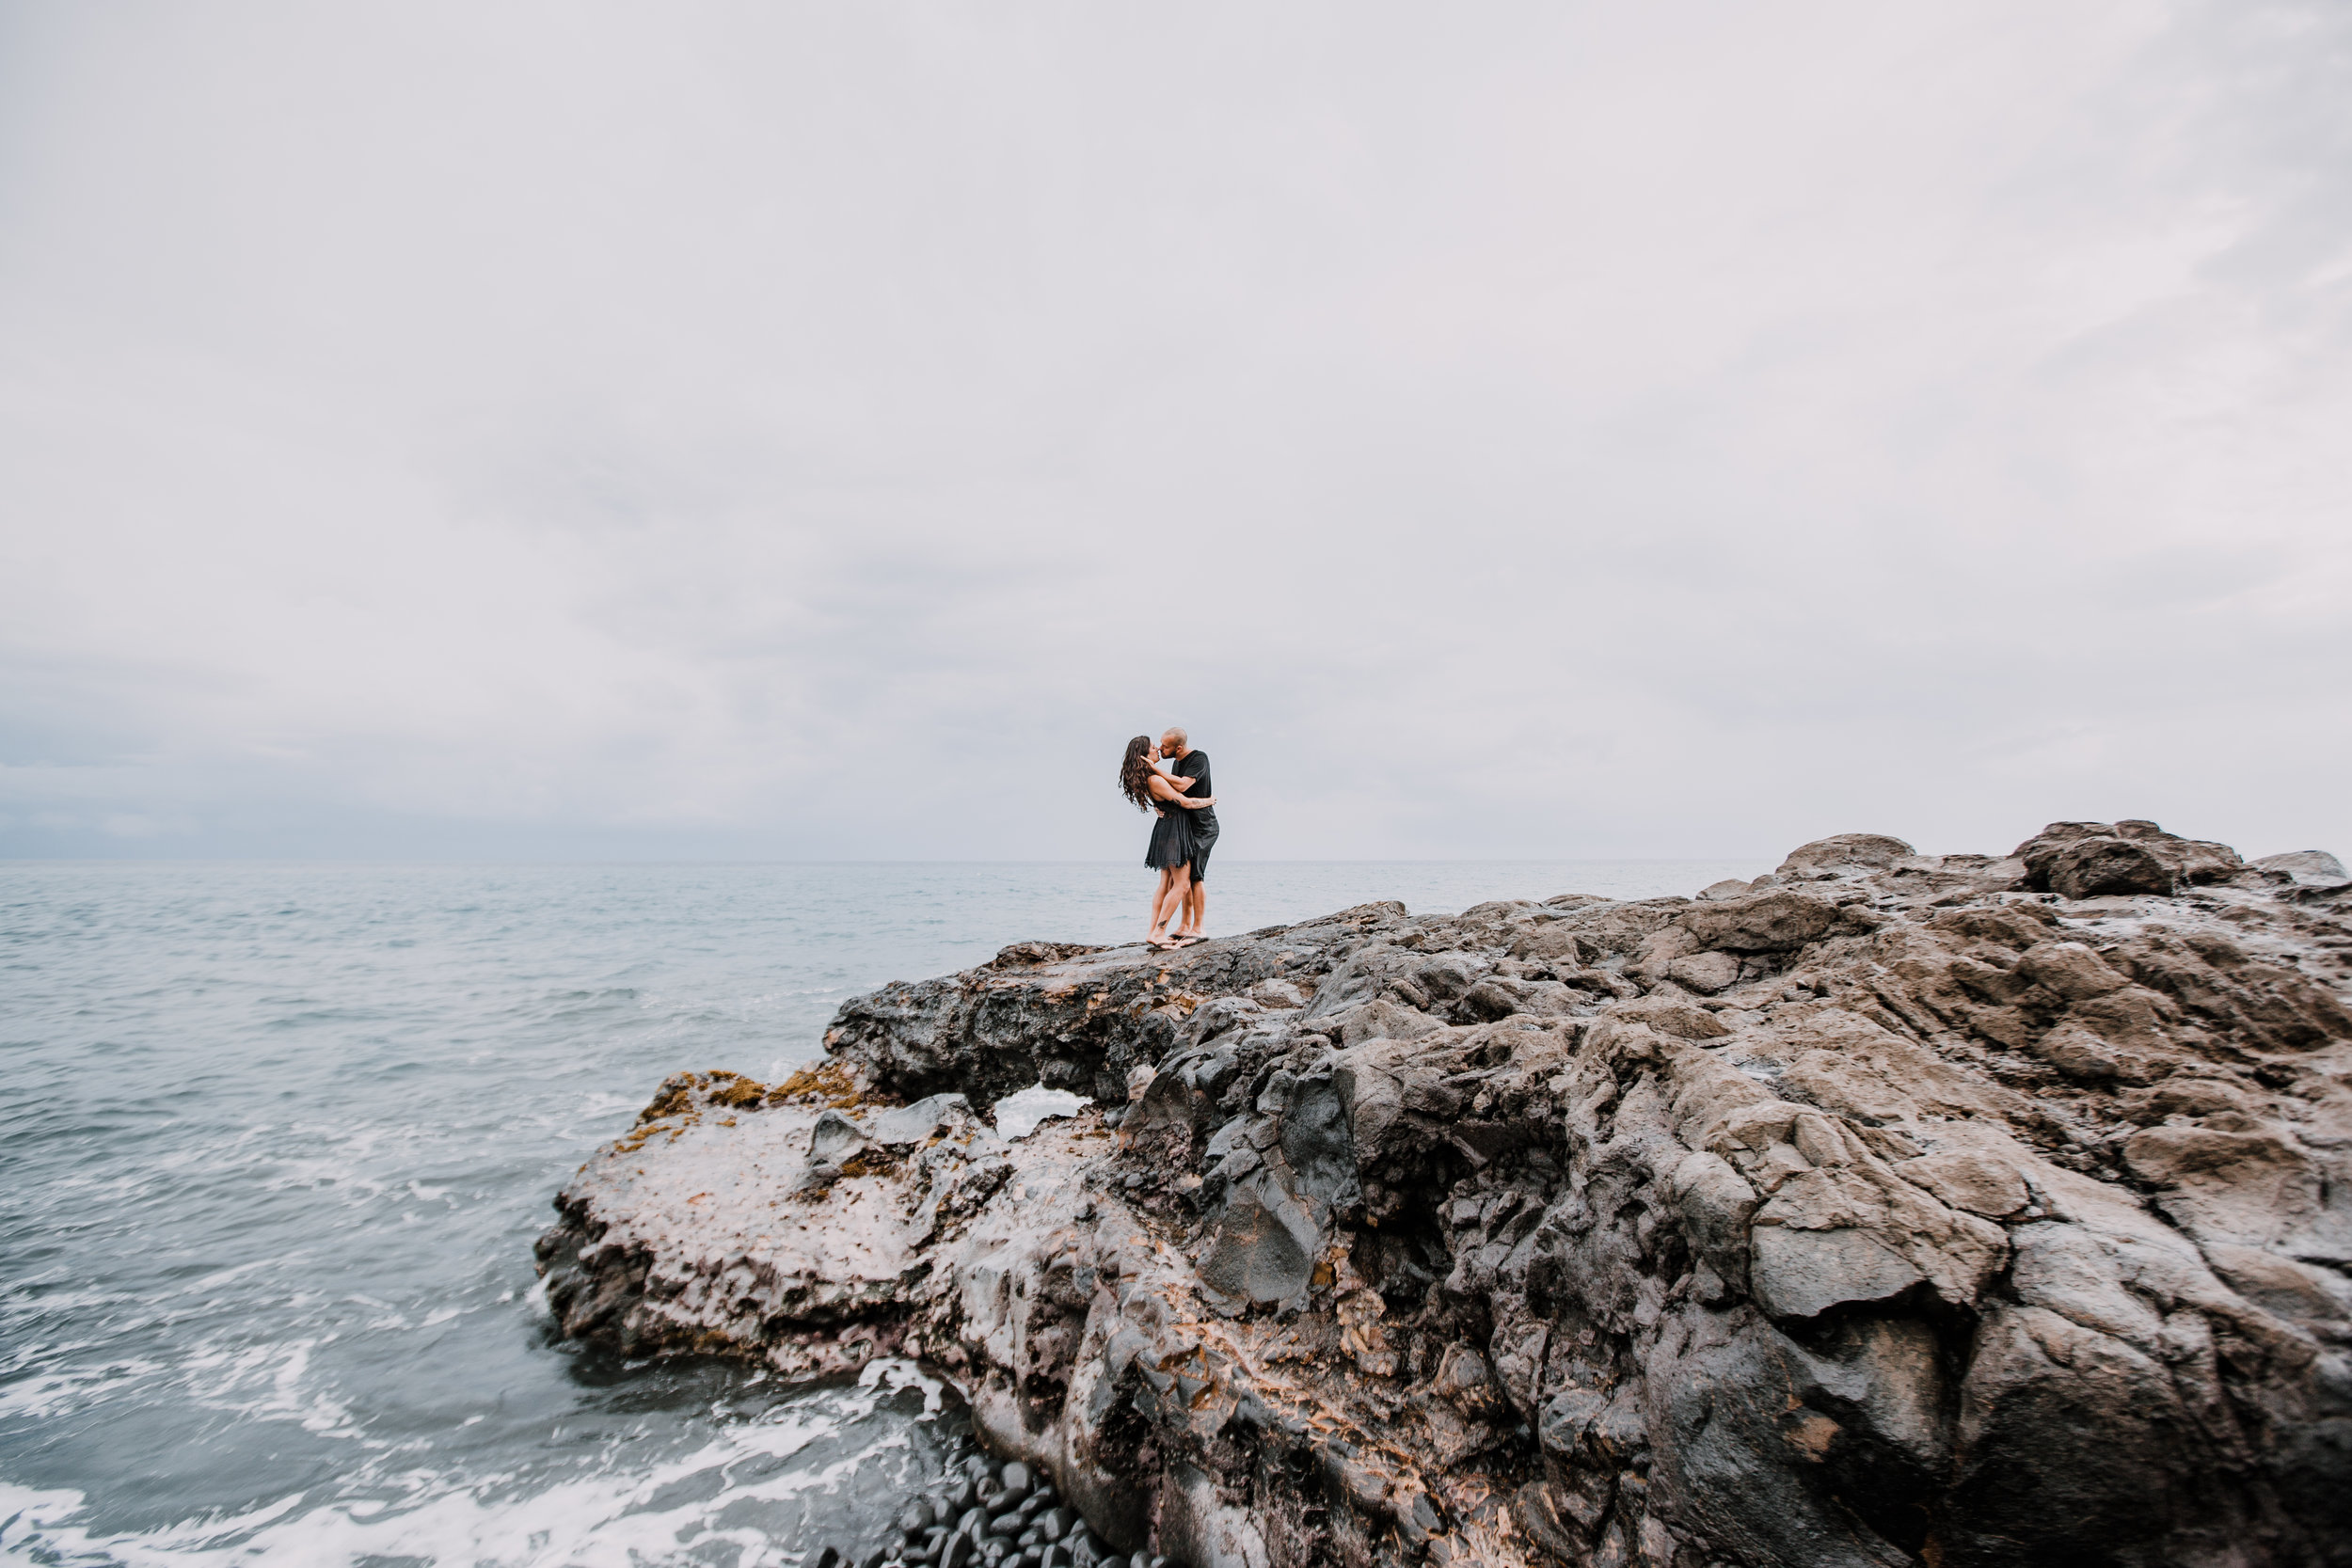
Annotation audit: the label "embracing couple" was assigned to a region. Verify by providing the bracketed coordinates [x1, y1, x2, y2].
[1117, 727, 1218, 950]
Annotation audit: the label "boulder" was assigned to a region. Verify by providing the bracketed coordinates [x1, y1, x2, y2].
[2046, 836, 2175, 898]
[2013, 819, 2246, 897]
[2256, 849, 2348, 886]
[1677, 889, 1840, 952]
[1774, 832, 1915, 879]
[810, 1109, 873, 1164]
[1665, 950, 1742, 993]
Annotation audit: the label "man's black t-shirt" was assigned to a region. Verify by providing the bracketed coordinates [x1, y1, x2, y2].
[1175, 750, 1216, 835]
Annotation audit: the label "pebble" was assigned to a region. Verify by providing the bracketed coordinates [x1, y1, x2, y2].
[794, 1449, 1181, 1568]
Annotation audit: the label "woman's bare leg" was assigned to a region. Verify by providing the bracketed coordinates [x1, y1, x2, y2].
[1148, 867, 1178, 945]
[1153, 867, 1192, 942]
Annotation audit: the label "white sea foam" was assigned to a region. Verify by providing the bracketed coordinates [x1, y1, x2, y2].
[0, 1359, 166, 1422]
[993, 1084, 1090, 1140]
[1, 1362, 945, 1568]
[179, 1260, 275, 1296]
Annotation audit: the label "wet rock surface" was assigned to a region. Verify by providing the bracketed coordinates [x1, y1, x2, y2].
[539, 821, 2352, 1567]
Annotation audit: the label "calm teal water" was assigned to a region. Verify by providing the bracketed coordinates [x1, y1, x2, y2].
[0, 859, 1764, 1566]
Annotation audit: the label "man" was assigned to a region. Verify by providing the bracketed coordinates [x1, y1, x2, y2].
[1160, 726, 1216, 942]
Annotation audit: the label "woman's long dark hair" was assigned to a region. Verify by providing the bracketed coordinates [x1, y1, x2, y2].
[1119, 736, 1155, 812]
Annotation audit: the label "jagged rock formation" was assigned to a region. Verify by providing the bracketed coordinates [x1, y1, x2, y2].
[537, 821, 2352, 1568]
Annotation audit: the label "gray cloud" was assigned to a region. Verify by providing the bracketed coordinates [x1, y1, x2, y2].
[3, 0, 2347, 862]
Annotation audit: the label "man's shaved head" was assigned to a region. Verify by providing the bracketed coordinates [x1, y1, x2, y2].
[1160, 727, 1188, 751]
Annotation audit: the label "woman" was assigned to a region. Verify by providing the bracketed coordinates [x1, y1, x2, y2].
[1118, 735, 1218, 949]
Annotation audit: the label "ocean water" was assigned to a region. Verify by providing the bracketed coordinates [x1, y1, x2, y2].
[0, 858, 1768, 1567]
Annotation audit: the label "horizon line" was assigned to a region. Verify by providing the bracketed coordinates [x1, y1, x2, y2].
[0, 854, 1783, 868]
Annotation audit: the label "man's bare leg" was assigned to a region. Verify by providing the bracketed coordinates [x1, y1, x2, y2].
[1176, 881, 1207, 942]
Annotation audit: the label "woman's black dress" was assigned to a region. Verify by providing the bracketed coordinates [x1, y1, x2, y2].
[1145, 781, 1196, 875]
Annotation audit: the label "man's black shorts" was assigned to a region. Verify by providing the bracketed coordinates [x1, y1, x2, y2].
[1190, 823, 1217, 883]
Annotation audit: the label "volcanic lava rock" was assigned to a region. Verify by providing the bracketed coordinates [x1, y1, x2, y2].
[540, 820, 2352, 1568]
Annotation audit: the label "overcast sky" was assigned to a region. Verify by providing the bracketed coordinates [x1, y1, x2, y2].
[2, 1, 2347, 863]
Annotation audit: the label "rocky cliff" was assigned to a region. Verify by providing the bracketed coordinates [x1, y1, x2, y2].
[536, 822, 2352, 1568]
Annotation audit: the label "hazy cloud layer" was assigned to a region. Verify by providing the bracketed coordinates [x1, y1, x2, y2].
[3, 1, 2347, 862]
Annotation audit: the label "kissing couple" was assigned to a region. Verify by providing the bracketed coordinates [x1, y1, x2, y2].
[1117, 727, 1218, 950]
